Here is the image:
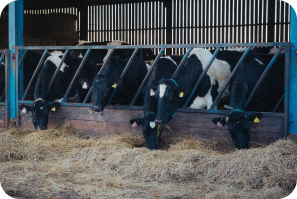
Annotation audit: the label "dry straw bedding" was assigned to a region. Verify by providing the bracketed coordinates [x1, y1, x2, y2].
[0, 124, 296, 199]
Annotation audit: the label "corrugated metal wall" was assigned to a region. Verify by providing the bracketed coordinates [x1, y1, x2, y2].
[24, 0, 291, 55]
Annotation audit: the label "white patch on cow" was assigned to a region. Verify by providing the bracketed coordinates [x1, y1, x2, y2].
[146, 63, 151, 71]
[254, 58, 264, 65]
[22, 108, 27, 113]
[159, 84, 167, 98]
[76, 40, 92, 46]
[163, 56, 177, 66]
[226, 48, 246, 52]
[46, 51, 69, 72]
[1, 61, 4, 65]
[54, 98, 63, 103]
[189, 48, 231, 109]
[78, 53, 83, 58]
[149, 121, 156, 129]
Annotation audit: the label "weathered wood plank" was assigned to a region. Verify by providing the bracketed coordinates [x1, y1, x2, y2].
[19, 106, 284, 144]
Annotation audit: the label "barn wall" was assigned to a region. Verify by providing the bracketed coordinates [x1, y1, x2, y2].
[19, 105, 284, 144]
[0, 12, 78, 48]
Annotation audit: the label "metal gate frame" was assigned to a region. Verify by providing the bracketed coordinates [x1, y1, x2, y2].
[15, 42, 290, 137]
[0, 49, 10, 129]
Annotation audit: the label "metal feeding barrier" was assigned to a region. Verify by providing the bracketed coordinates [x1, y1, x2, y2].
[14, 42, 290, 137]
[0, 50, 10, 128]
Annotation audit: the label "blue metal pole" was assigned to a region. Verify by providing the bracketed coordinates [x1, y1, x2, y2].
[289, 6, 297, 134]
[9, 0, 23, 119]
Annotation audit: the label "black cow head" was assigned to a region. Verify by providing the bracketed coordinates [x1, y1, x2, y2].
[212, 110, 262, 149]
[155, 79, 186, 124]
[91, 74, 123, 112]
[19, 100, 61, 130]
[130, 111, 161, 150]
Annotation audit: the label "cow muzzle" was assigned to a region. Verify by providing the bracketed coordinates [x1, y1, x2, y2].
[92, 106, 101, 112]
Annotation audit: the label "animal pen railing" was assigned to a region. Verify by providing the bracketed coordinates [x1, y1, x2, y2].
[0, 50, 9, 129]
[15, 42, 290, 143]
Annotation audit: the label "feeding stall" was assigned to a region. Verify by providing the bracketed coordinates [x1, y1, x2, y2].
[1, 0, 297, 144]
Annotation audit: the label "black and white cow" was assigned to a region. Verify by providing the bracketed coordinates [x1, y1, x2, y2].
[20, 51, 98, 130]
[91, 56, 147, 113]
[154, 48, 246, 124]
[70, 40, 155, 68]
[130, 55, 182, 149]
[212, 53, 285, 149]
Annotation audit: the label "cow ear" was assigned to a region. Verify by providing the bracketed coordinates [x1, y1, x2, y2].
[113, 77, 124, 91]
[212, 117, 228, 127]
[247, 113, 263, 123]
[49, 102, 61, 112]
[19, 105, 32, 113]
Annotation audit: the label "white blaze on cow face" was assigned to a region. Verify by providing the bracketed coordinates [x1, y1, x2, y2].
[54, 98, 63, 103]
[47, 51, 69, 72]
[149, 121, 156, 129]
[159, 84, 167, 98]
[146, 63, 151, 71]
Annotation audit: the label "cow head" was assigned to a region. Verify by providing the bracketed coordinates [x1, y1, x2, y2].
[155, 79, 186, 124]
[91, 74, 123, 112]
[19, 99, 61, 130]
[212, 109, 262, 149]
[130, 111, 161, 150]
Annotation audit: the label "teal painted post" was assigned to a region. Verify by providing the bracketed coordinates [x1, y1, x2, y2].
[289, 6, 297, 134]
[9, 0, 23, 119]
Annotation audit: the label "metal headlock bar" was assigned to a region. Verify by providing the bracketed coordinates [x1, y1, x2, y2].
[14, 42, 290, 135]
[0, 50, 10, 128]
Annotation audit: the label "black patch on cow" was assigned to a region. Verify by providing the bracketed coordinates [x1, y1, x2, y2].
[211, 79, 219, 103]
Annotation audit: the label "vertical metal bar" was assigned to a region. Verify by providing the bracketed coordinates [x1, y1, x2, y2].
[209, 46, 252, 110]
[9, 0, 23, 120]
[245, 46, 284, 107]
[130, 48, 165, 106]
[47, 49, 69, 93]
[172, 47, 193, 77]
[5, 50, 10, 128]
[21, 49, 48, 100]
[108, 48, 139, 105]
[82, 49, 115, 104]
[62, 49, 91, 102]
[184, 47, 221, 107]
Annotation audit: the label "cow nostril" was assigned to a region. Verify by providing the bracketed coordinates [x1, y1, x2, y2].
[93, 106, 100, 112]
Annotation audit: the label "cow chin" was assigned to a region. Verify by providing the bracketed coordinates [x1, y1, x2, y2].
[33, 117, 48, 130]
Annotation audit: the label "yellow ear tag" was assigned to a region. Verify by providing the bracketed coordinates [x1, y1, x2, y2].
[51, 107, 56, 111]
[179, 92, 184, 97]
[254, 117, 260, 123]
[112, 83, 117, 88]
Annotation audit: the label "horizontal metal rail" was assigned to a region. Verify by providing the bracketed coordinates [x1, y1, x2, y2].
[16, 42, 290, 50]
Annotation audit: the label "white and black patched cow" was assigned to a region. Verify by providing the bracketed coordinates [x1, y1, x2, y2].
[19, 51, 98, 130]
[91, 56, 147, 113]
[212, 53, 285, 149]
[130, 55, 182, 149]
[154, 48, 247, 124]
[70, 40, 156, 68]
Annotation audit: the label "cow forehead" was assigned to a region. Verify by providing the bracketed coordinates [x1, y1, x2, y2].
[159, 84, 167, 98]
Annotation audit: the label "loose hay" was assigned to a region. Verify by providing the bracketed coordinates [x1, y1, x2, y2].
[0, 124, 296, 198]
